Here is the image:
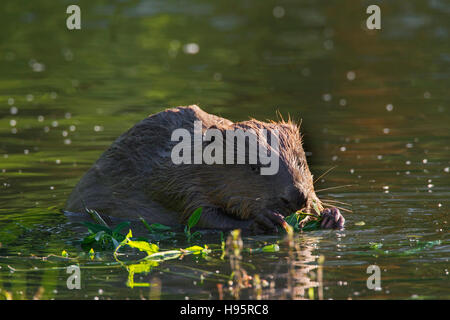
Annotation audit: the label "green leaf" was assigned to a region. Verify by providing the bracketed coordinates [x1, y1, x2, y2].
[82, 221, 112, 235]
[184, 245, 204, 252]
[81, 233, 96, 245]
[85, 208, 109, 227]
[190, 231, 202, 241]
[188, 207, 203, 228]
[262, 244, 280, 252]
[125, 229, 133, 239]
[285, 213, 300, 230]
[148, 232, 175, 242]
[149, 223, 172, 233]
[312, 200, 321, 215]
[126, 240, 159, 255]
[112, 238, 121, 250]
[301, 219, 321, 231]
[369, 242, 383, 249]
[139, 217, 172, 233]
[94, 231, 106, 241]
[113, 221, 131, 234]
[246, 243, 280, 254]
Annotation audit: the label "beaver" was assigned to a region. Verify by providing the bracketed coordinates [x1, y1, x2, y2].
[65, 105, 345, 234]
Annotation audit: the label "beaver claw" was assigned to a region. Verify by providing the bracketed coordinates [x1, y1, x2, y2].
[250, 211, 285, 234]
[320, 207, 345, 229]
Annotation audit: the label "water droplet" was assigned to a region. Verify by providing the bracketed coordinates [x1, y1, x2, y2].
[346, 71, 355, 81]
[10, 107, 18, 115]
[273, 6, 285, 18]
[323, 39, 333, 50]
[30, 61, 45, 72]
[183, 43, 199, 55]
[322, 93, 332, 102]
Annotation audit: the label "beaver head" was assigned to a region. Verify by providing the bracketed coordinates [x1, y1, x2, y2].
[177, 117, 323, 223]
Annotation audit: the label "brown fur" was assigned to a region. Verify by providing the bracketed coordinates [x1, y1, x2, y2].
[65, 105, 322, 231]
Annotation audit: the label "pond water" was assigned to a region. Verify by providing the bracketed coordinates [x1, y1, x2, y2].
[0, 0, 448, 300]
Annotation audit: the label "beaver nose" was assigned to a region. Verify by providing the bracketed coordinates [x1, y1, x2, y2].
[281, 186, 307, 210]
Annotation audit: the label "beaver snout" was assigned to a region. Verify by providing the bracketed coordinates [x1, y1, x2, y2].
[279, 186, 307, 213]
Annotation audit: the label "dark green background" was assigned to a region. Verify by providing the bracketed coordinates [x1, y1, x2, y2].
[0, 0, 448, 299]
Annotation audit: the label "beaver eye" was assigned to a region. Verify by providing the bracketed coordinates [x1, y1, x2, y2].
[250, 164, 260, 174]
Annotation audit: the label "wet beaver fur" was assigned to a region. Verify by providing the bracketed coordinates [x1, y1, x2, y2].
[66, 105, 344, 234]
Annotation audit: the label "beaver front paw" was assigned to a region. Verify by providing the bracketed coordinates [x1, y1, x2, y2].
[249, 211, 285, 234]
[320, 207, 345, 229]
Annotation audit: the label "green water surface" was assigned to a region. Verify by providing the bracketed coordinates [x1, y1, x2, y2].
[0, 0, 448, 300]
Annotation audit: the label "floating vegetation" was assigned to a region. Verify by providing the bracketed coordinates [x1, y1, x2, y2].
[355, 240, 444, 257]
[283, 211, 322, 232]
[81, 221, 129, 250]
[139, 217, 175, 241]
[48, 206, 390, 294]
[79, 205, 324, 255]
[184, 207, 203, 242]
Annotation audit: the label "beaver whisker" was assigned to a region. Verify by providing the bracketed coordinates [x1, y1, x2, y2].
[315, 184, 354, 193]
[321, 202, 353, 213]
[319, 198, 352, 207]
[313, 166, 337, 185]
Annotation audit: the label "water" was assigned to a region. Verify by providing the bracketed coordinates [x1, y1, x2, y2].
[0, 0, 449, 300]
